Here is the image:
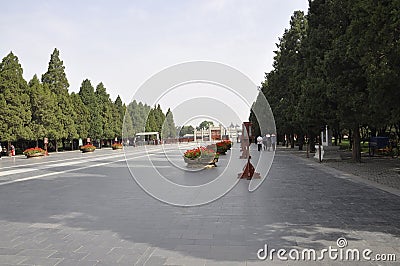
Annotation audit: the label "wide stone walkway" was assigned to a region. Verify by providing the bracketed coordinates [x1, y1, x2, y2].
[0, 144, 399, 265]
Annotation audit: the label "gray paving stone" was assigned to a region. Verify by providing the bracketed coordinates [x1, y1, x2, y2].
[205, 260, 246, 266]
[54, 258, 99, 266]
[0, 145, 399, 264]
[48, 251, 89, 260]
[143, 255, 167, 266]
[0, 247, 23, 255]
[16, 249, 57, 257]
[18, 256, 62, 266]
[116, 254, 142, 265]
[0, 255, 27, 264]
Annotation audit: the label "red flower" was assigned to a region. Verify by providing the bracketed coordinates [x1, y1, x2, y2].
[23, 147, 45, 156]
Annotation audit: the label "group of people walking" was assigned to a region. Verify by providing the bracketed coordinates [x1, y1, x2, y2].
[257, 133, 276, 152]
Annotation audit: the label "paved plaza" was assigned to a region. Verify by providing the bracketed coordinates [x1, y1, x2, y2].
[0, 144, 399, 265]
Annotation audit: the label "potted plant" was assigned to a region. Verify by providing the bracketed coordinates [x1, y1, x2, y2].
[23, 147, 46, 158]
[80, 144, 96, 153]
[112, 143, 123, 150]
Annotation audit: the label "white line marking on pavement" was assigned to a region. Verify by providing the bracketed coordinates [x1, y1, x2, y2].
[0, 154, 150, 186]
[0, 167, 39, 177]
[0, 147, 173, 177]
[0, 145, 181, 186]
[0, 154, 125, 177]
[0, 146, 166, 170]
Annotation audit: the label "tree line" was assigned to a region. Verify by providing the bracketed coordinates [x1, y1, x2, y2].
[251, 0, 400, 162]
[0, 48, 176, 153]
[124, 100, 177, 141]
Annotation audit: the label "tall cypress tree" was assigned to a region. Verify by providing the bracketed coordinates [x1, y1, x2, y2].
[123, 110, 135, 141]
[0, 52, 32, 149]
[154, 104, 165, 134]
[162, 108, 177, 138]
[27, 75, 61, 146]
[95, 82, 114, 141]
[145, 108, 158, 134]
[78, 79, 102, 141]
[114, 95, 125, 139]
[42, 48, 77, 150]
[71, 92, 90, 143]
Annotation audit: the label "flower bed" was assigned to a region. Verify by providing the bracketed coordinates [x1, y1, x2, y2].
[80, 144, 96, 153]
[183, 146, 217, 167]
[216, 140, 231, 155]
[112, 143, 123, 150]
[23, 147, 46, 158]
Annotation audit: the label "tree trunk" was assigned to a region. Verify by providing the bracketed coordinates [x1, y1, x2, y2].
[370, 127, 376, 138]
[309, 133, 316, 153]
[298, 134, 304, 150]
[290, 134, 295, 149]
[352, 125, 361, 162]
[36, 139, 39, 148]
[348, 129, 352, 150]
[55, 140, 58, 152]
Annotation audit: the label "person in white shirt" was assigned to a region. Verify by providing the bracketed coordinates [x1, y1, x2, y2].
[257, 135, 263, 151]
[271, 134, 277, 151]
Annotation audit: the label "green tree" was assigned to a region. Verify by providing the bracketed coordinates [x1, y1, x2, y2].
[162, 108, 177, 138]
[114, 95, 125, 139]
[122, 111, 135, 140]
[256, 11, 307, 148]
[41, 48, 77, 150]
[154, 104, 165, 134]
[349, 0, 400, 134]
[78, 79, 102, 141]
[27, 75, 61, 146]
[95, 82, 114, 142]
[145, 108, 158, 134]
[197, 120, 214, 130]
[127, 100, 151, 134]
[70, 92, 90, 142]
[178, 125, 194, 137]
[0, 52, 32, 149]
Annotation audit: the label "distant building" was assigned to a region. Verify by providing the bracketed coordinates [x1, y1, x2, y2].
[193, 123, 241, 141]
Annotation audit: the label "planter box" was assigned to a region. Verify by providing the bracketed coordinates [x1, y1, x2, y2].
[184, 156, 215, 167]
[26, 153, 45, 158]
[217, 147, 227, 155]
[81, 149, 95, 153]
[112, 146, 123, 150]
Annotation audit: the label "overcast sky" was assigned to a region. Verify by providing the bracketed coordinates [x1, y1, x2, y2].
[1, 0, 309, 125]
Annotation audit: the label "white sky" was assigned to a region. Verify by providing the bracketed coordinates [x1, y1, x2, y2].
[1, 0, 309, 125]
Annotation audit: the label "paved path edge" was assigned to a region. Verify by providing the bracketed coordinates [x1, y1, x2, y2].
[285, 152, 400, 198]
